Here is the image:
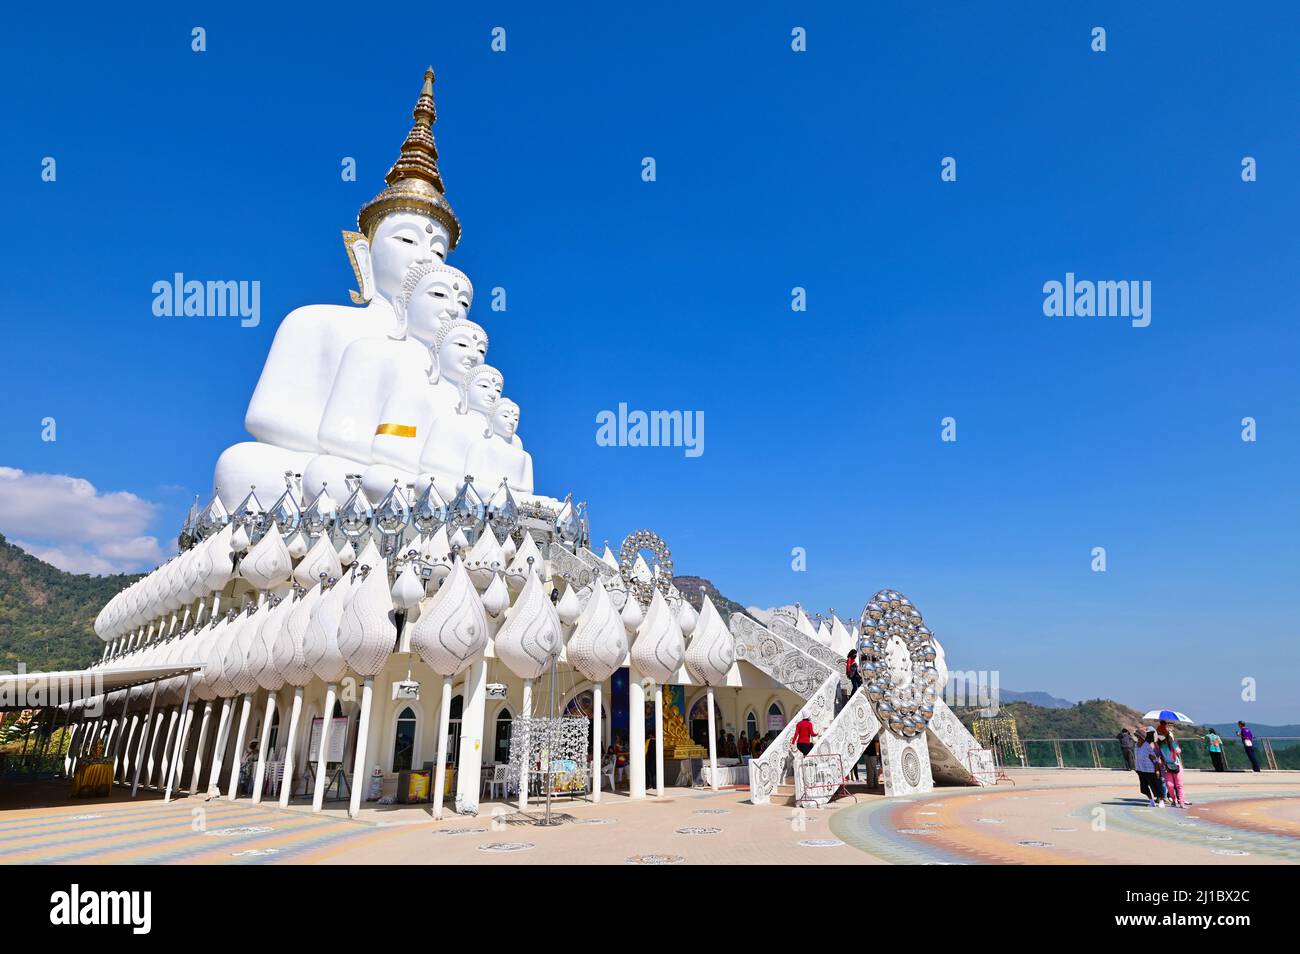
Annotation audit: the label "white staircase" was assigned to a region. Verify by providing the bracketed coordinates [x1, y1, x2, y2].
[729, 613, 992, 804]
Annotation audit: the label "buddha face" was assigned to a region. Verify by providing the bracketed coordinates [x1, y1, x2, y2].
[436, 325, 487, 386]
[492, 401, 519, 440]
[464, 369, 504, 415]
[406, 268, 472, 345]
[370, 212, 451, 304]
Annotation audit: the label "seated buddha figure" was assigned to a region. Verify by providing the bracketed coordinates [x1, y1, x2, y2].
[212, 68, 462, 509]
[418, 365, 505, 499]
[463, 398, 534, 496]
[304, 258, 474, 500]
[358, 269, 489, 502]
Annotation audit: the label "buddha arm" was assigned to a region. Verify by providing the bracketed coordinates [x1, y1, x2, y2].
[244, 308, 336, 452]
[371, 388, 433, 472]
[316, 343, 386, 462]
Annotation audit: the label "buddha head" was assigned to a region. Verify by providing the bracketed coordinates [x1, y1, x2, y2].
[490, 399, 520, 441]
[351, 68, 461, 307]
[457, 365, 504, 416]
[397, 260, 474, 344]
[432, 318, 488, 386]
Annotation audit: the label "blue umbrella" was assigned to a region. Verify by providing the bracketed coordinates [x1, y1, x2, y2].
[1142, 709, 1195, 725]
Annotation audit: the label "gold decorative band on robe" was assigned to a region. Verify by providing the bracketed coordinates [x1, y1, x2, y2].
[375, 423, 418, 438]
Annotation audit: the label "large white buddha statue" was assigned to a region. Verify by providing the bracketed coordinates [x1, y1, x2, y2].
[305, 259, 476, 499]
[212, 68, 462, 509]
[463, 398, 533, 495]
[418, 364, 505, 498]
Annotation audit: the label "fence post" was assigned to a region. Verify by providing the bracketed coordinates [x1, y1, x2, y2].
[1053, 740, 1063, 769]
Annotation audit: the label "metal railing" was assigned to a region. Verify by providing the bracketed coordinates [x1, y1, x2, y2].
[1016, 737, 1300, 771]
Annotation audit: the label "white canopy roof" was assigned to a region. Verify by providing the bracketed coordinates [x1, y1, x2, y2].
[0, 662, 203, 711]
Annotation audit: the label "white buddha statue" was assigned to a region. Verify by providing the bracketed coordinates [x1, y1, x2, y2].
[463, 398, 534, 495]
[419, 364, 504, 498]
[212, 68, 462, 509]
[305, 258, 475, 500]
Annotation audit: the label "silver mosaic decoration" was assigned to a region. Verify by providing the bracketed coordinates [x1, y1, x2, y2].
[506, 716, 591, 797]
[858, 589, 940, 737]
[618, 529, 673, 606]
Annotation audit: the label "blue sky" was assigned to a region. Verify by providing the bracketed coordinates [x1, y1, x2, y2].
[2, 3, 1297, 723]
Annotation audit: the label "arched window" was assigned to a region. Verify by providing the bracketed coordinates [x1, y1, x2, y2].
[268, 707, 281, 754]
[493, 709, 513, 763]
[767, 702, 785, 733]
[447, 695, 464, 768]
[393, 706, 417, 772]
[745, 710, 759, 740]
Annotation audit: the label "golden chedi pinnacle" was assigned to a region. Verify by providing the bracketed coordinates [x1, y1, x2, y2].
[358, 67, 461, 249]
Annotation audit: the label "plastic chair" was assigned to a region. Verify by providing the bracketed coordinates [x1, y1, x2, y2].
[482, 764, 509, 800]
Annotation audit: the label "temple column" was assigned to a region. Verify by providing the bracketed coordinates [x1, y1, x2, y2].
[278, 688, 304, 807]
[206, 697, 234, 796]
[188, 702, 214, 793]
[432, 675, 453, 819]
[156, 707, 180, 788]
[654, 683, 665, 799]
[251, 690, 278, 804]
[347, 679, 374, 818]
[706, 685, 719, 791]
[591, 682, 603, 803]
[130, 681, 159, 797]
[311, 683, 338, 812]
[226, 693, 254, 799]
[628, 666, 646, 799]
[455, 658, 488, 815]
[165, 674, 194, 801]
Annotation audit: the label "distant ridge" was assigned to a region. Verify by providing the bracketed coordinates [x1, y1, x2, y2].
[999, 689, 1074, 709]
[0, 533, 138, 673]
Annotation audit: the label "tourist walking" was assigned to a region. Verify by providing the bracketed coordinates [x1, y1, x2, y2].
[846, 650, 862, 695]
[1134, 730, 1163, 806]
[1236, 722, 1261, 772]
[1158, 732, 1188, 807]
[792, 716, 817, 757]
[1116, 728, 1136, 770]
[1203, 730, 1227, 772]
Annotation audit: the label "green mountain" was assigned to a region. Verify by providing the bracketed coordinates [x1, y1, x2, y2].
[0, 533, 137, 673]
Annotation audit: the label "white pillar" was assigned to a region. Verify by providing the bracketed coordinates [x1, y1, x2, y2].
[155, 708, 180, 788]
[278, 687, 304, 807]
[347, 679, 374, 818]
[432, 675, 453, 819]
[206, 697, 234, 796]
[455, 658, 488, 815]
[629, 668, 646, 799]
[311, 683, 338, 812]
[188, 702, 214, 793]
[130, 681, 159, 797]
[251, 690, 277, 804]
[516, 678, 534, 811]
[164, 673, 193, 802]
[592, 682, 603, 803]
[706, 686, 719, 791]
[654, 683, 665, 799]
[226, 693, 254, 800]
[143, 710, 166, 786]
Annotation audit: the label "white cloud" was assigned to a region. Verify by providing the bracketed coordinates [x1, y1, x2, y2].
[0, 467, 168, 575]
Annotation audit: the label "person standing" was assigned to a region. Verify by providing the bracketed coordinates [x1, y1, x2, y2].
[1134, 730, 1163, 807]
[1158, 732, 1188, 807]
[846, 651, 862, 696]
[792, 716, 817, 758]
[1236, 722, 1261, 772]
[1204, 730, 1227, 772]
[1117, 728, 1136, 771]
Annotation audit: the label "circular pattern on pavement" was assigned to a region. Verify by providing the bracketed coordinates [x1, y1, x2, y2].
[478, 842, 535, 853]
[675, 826, 721, 835]
[626, 853, 685, 865]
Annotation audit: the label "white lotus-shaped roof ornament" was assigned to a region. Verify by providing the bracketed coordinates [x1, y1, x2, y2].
[303, 576, 353, 684]
[620, 592, 643, 631]
[224, 604, 263, 696]
[209, 612, 241, 697]
[676, 598, 698, 637]
[684, 594, 735, 686]
[566, 581, 627, 682]
[409, 558, 489, 676]
[390, 563, 426, 611]
[600, 545, 619, 570]
[202, 524, 237, 593]
[482, 572, 510, 618]
[493, 568, 562, 680]
[240, 525, 293, 590]
[191, 616, 228, 701]
[794, 606, 817, 639]
[630, 588, 685, 685]
[337, 559, 397, 677]
[253, 596, 293, 691]
[829, 614, 854, 655]
[465, 526, 505, 591]
[504, 531, 542, 592]
[813, 620, 832, 648]
[556, 585, 582, 628]
[274, 586, 323, 688]
[294, 532, 342, 590]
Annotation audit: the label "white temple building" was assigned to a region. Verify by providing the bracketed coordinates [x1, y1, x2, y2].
[53, 69, 994, 819]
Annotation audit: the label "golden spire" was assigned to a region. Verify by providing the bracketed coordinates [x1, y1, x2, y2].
[358, 67, 461, 249]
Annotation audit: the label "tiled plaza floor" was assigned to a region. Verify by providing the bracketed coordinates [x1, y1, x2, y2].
[2, 769, 1296, 865]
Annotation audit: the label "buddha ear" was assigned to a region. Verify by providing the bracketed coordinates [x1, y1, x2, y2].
[342, 231, 374, 304]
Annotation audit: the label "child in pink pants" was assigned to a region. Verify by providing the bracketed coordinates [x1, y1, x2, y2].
[1159, 736, 1187, 808]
